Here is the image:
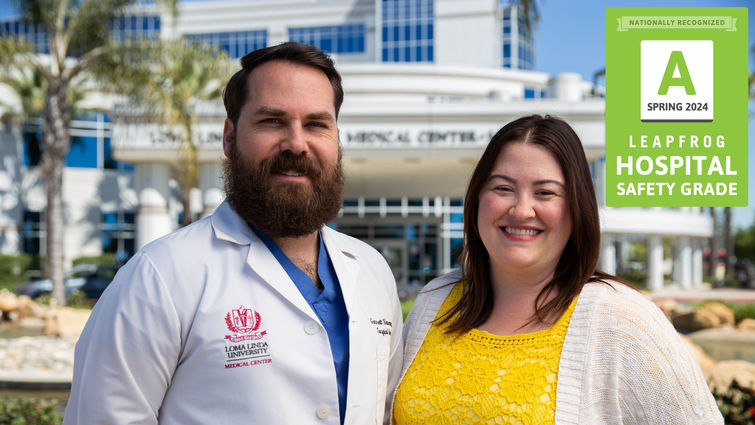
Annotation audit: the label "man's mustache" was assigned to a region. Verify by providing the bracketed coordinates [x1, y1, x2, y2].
[264, 152, 322, 180]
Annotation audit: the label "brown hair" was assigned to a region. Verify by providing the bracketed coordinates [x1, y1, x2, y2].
[440, 114, 620, 333]
[222, 41, 344, 126]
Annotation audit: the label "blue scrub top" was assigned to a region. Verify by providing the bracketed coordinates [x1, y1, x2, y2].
[254, 227, 350, 424]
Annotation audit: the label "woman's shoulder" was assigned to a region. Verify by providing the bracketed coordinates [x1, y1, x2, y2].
[569, 282, 723, 423]
[404, 270, 463, 329]
[580, 280, 654, 309]
[419, 269, 464, 294]
[578, 280, 675, 337]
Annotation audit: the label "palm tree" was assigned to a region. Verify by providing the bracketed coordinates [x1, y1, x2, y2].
[130, 38, 230, 226]
[0, 68, 45, 123]
[0, 0, 175, 306]
[514, 0, 538, 35]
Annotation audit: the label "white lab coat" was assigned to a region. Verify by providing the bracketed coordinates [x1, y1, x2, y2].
[63, 201, 404, 425]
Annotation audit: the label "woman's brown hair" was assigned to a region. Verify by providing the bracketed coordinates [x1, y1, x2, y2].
[440, 114, 619, 333]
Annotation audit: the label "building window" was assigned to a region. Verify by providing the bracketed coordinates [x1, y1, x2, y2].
[501, 3, 535, 70]
[381, 0, 434, 63]
[22, 123, 43, 167]
[22, 112, 132, 170]
[1, 15, 160, 54]
[27, 112, 129, 170]
[289, 24, 365, 54]
[67, 134, 100, 168]
[22, 210, 44, 255]
[524, 86, 543, 99]
[0, 18, 49, 53]
[185, 30, 267, 58]
[109, 15, 161, 42]
[102, 211, 135, 263]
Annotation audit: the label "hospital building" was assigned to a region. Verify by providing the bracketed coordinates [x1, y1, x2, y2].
[0, 0, 712, 290]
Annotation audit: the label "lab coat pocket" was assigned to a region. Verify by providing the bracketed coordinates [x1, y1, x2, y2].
[375, 342, 391, 424]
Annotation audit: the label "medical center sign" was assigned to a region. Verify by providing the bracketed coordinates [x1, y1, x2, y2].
[606, 8, 747, 206]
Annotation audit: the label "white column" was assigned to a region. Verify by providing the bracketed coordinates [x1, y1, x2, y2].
[692, 239, 704, 287]
[199, 162, 224, 217]
[595, 157, 606, 206]
[647, 235, 664, 291]
[442, 197, 451, 273]
[676, 236, 692, 288]
[599, 233, 617, 274]
[136, 162, 173, 249]
[0, 128, 22, 254]
[672, 239, 682, 284]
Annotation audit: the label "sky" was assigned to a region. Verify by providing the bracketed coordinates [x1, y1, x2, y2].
[0, 0, 753, 229]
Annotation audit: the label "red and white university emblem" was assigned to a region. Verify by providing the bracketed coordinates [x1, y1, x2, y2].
[225, 306, 267, 343]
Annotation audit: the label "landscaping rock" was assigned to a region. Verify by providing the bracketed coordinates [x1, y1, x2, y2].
[655, 298, 677, 321]
[737, 318, 755, 331]
[0, 289, 18, 313]
[706, 360, 755, 395]
[700, 302, 736, 327]
[672, 309, 721, 332]
[44, 307, 91, 338]
[15, 295, 48, 320]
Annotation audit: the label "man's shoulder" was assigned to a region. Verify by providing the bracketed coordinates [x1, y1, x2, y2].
[322, 226, 382, 258]
[140, 215, 216, 257]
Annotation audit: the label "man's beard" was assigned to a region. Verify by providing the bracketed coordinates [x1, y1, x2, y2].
[223, 142, 344, 238]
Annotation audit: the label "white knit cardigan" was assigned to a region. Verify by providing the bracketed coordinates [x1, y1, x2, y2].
[392, 269, 723, 425]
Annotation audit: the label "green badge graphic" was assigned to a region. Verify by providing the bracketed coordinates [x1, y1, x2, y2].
[606, 8, 748, 206]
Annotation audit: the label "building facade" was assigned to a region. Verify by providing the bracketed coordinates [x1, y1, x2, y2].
[0, 0, 712, 290]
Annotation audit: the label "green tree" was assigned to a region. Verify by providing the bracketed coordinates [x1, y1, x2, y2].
[128, 38, 230, 226]
[0, 67, 45, 122]
[514, 0, 539, 36]
[0, 0, 175, 306]
[735, 224, 755, 262]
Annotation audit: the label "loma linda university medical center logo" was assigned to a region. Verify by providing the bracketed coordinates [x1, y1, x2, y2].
[640, 40, 713, 122]
[223, 306, 271, 369]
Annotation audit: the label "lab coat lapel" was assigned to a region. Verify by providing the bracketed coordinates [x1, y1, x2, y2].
[321, 227, 360, 313]
[245, 237, 320, 322]
[322, 227, 373, 423]
[212, 201, 319, 322]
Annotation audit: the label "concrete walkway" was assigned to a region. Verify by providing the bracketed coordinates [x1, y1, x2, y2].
[650, 284, 755, 303]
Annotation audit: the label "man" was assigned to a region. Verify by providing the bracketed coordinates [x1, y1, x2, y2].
[63, 42, 403, 425]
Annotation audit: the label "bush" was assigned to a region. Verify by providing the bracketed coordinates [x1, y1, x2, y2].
[0, 396, 63, 425]
[66, 290, 92, 308]
[0, 254, 33, 290]
[697, 301, 755, 324]
[617, 269, 648, 289]
[401, 298, 415, 321]
[72, 254, 117, 267]
[714, 379, 755, 425]
[730, 303, 755, 323]
[36, 290, 91, 309]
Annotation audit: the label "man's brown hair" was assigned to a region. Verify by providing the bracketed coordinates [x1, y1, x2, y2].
[222, 41, 344, 126]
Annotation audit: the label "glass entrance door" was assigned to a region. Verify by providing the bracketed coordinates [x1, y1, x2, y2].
[370, 239, 407, 286]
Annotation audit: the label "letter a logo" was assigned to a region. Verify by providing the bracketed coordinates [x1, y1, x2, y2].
[640, 40, 713, 122]
[657, 51, 696, 95]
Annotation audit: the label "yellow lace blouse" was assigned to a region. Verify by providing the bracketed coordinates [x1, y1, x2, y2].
[394, 282, 578, 425]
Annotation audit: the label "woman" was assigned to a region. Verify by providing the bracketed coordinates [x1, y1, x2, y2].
[392, 115, 722, 424]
